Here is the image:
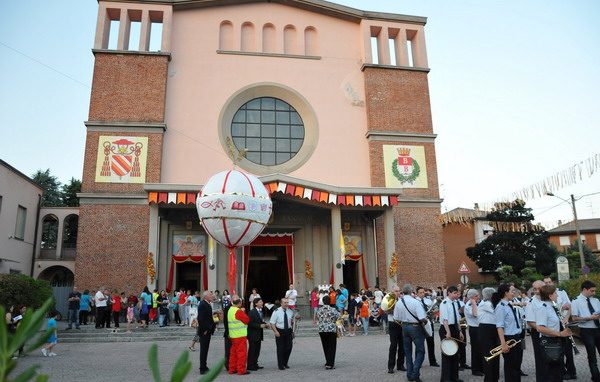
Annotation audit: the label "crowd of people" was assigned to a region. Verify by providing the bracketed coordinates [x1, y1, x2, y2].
[47, 277, 600, 381]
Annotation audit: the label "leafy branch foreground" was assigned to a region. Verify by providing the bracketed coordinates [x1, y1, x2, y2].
[1, 298, 224, 382]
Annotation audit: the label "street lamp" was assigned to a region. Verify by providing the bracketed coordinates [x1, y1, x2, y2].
[546, 192, 586, 272]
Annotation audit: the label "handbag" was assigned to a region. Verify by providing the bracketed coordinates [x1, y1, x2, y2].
[540, 336, 563, 363]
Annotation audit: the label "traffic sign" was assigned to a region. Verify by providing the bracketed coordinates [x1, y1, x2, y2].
[460, 274, 469, 284]
[458, 262, 470, 274]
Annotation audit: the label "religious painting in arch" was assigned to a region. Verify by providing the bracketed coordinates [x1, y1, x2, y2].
[168, 232, 208, 292]
[343, 234, 369, 294]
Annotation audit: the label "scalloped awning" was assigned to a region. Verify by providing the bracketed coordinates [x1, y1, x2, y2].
[147, 179, 399, 207]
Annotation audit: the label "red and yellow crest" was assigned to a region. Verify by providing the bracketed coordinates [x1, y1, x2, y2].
[95, 136, 148, 183]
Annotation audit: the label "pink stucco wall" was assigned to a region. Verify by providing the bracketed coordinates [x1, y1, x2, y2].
[161, 2, 372, 187]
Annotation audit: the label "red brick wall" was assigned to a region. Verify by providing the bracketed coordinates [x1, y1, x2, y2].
[88, 53, 169, 122]
[549, 232, 600, 253]
[81, 131, 164, 193]
[363, 67, 433, 134]
[75, 204, 149, 293]
[442, 223, 495, 285]
[394, 206, 446, 288]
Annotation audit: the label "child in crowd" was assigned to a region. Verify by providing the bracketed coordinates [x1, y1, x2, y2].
[126, 302, 135, 333]
[41, 311, 59, 357]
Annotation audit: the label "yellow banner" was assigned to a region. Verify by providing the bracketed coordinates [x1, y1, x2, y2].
[95, 136, 148, 183]
[383, 145, 428, 188]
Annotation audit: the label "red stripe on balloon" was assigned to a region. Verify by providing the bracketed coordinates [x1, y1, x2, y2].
[222, 217, 232, 247]
[221, 170, 232, 194]
[233, 221, 252, 247]
[240, 171, 256, 197]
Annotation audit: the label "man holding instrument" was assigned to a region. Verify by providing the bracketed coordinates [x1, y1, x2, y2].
[439, 285, 463, 382]
[571, 280, 600, 382]
[416, 286, 439, 367]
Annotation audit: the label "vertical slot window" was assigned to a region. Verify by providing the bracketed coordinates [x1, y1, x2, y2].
[148, 10, 164, 51]
[370, 36, 379, 64]
[108, 20, 120, 50]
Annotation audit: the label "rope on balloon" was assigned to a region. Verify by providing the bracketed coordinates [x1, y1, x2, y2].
[441, 153, 600, 228]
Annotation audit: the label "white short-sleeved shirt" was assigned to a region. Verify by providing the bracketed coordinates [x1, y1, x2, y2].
[477, 300, 496, 325]
[285, 289, 298, 306]
[572, 293, 600, 329]
[464, 301, 479, 327]
[495, 300, 522, 335]
[524, 296, 543, 323]
[395, 295, 426, 323]
[535, 301, 561, 335]
[557, 289, 571, 307]
[95, 291, 107, 307]
[374, 290, 384, 304]
[439, 297, 459, 325]
[270, 307, 294, 329]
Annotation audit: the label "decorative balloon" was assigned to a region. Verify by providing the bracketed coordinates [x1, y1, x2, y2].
[196, 170, 272, 294]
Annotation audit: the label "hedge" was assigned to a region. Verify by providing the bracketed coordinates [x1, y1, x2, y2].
[559, 274, 600, 299]
[0, 274, 53, 310]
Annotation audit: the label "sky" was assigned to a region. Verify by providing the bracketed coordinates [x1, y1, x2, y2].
[1, 0, 599, 229]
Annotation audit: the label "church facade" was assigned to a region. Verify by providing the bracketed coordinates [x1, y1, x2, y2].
[76, 0, 445, 307]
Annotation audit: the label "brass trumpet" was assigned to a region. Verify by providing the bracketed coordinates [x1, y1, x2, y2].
[484, 339, 521, 362]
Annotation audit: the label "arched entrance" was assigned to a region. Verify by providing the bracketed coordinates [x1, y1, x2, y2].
[38, 266, 74, 318]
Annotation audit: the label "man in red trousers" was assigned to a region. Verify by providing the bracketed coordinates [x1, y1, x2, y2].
[228, 296, 251, 375]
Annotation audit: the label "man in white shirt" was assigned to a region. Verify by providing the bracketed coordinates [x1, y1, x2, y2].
[374, 286, 384, 308]
[270, 298, 294, 370]
[439, 285, 462, 382]
[285, 284, 298, 310]
[94, 287, 108, 329]
[572, 280, 600, 382]
[524, 280, 545, 382]
[396, 284, 426, 382]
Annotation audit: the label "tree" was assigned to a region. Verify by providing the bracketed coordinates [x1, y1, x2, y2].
[61, 177, 81, 207]
[31, 169, 62, 207]
[564, 240, 600, 278]
[466, 199, 560, 279]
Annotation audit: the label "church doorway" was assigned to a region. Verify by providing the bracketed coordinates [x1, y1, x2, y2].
[245, 245, 289, 306]
[343, 260, 359, 293]
[176, 262, 202, 293]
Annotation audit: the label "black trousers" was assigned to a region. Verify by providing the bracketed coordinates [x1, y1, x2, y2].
[541, 337, 565, 382]
[224, 336, 231, 370]
[469, 326, 483, 374]
[426, 321, 438, 365]
[439, 325, 460, 382]
[459, 326, 467, 366]
[501, 334, 523, 382]
[247, 339, 262, 369]
[95, 307, 107, 328]
[319, 332, 337, 367]
[563, 335, 576, 376]
[581, 328, 600, 382]
[113, 311, 120, 327]
[174, 309, 180, 325]
[275, 328, 293, 368]
[530, 329, 545, 382]
[79, 310, 89, 325]
[479, 323, 499, 382]
[199, 333, 211, 371]
[388, 321, 405, 370]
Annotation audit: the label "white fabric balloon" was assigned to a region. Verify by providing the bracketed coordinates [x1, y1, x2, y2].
[196, 170, 272, 248]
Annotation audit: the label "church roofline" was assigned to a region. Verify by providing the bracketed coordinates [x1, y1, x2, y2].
[104, 0, 427, 25]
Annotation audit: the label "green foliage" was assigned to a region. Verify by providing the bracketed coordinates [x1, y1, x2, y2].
[497, 265, 521, 287]
[31, 169, 81, 207]
[559, 273, 600, 300]
[520, 260, 543, 287]
[564, 241, 600, 278]
[0, 298, 53, 382]
[0, 275, 53, 310]
[147, 343, 224, 382]
[466, 199, 560, 278]
[31, 170, 62, 207]
[60, 178, 81, 207]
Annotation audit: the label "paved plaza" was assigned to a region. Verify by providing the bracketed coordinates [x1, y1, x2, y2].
[14, 331, 593, 382]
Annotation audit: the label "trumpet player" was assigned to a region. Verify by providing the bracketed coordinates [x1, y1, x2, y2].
[439, 285, 462, 382]
[493, 283, 523, 382]
[571, 280, 600, 382]
[535, 284, 573, 382]
[479, 287, 500, 382]
[464, 289, 484, 376]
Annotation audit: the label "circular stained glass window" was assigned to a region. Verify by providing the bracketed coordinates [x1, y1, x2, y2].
[230, 97, 305, 166]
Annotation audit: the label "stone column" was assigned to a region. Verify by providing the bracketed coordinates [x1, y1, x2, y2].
[139, 10, 151, 51]
[377, 27, 390, 66]
[331, 206, 343, 286]
[384, 207, 396, 288]
[56, 216, 64, 260]
[396, 28, 409, 67]
[148, 204, 159, 290]
[117, 8, 131, 51]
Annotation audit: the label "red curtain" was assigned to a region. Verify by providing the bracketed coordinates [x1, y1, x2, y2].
[166, 255, 208, 292]
[243, 234, 294, 294]
[330, 254, 369, 289]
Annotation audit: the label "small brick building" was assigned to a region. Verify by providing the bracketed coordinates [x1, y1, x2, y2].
[76, 0, 446, 307]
